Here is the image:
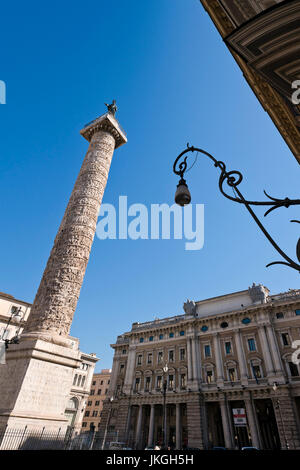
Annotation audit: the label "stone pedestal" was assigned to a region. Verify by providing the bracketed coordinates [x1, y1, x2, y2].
[0, 110, 127, 432]
[0, 336, 80, 432]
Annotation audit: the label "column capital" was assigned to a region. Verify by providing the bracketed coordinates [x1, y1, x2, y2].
[80, 112, 127, 148]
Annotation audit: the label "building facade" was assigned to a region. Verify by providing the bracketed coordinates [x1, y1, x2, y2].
[0, 292, 98, 433]
[81, 369, 112, 432]
[99, 285, 300, 449]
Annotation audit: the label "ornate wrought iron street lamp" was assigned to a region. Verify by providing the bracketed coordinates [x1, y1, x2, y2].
[173, 144, 300, 272]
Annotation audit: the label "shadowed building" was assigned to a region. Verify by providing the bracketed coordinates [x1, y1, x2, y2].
[199, 0, 300, 163]
[99, 285, 300, 449]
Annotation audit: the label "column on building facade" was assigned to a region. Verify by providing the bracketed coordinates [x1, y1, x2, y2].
[187, 338, 193, 382]
[213, 334, 224, 383]
[244, 395, 261, 449]
[123, 346, 136, 394]
[125, 404, 132, 444]
[176, 403, 181, 449]
[234, 330, 248, 383]
[186, 400, 205, 449]
[266, 324, 283, 375]
[257, 325, 275, 376]
[147, 404, 155, 448]
[135, 405, 143, 449]
[219, 398, 234, 449]
[192, 336, 199, 385]
[109, 355, 120, 397]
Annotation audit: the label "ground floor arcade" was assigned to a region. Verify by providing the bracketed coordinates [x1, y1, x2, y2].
[98, 387, 300, 450]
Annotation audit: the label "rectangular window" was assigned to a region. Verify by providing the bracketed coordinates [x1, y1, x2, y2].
[145, 376, 151, 391]
[157, 376, 162, 389]
[95, 401, 100, 406]
[92, 411, 98, 417]
[81, 376, 86, 387]
[180, 348, 185, 361]
[135, 378, 140, 391]
[84, 411, 90, 417]
[120, 364, 124, 371]
[248, 338, 256, 352]
[168, 375, 174, 389]
[276, 312, 284, 319]
[169, 350, 174, 362]
[252, 365, 262, 379]
[122, 349, 127, 354]
[204, 345, 211, 358]
[180, 374, 186, 388]
[73, 374, 78, 386]
[147, 353, 152, 364]
[137, 355, 142, 365]
[206, 370, 213, 383]
[282, 333, 289, 346]
[158, 351, 163, 364]
[82, 422, 87, 428]
[295, 310, 300, 316]
[100, 380, 103, 385]
[228, 368, 236, 382]
[105, 389, 108, 394]
[90, 390, 95, 396]
[88, 401, 92, 406]
[289, 362, 299, 377]
[92, 380, 96, 386]
[225, 341, 232, 354]
[98, 389, 102, 395]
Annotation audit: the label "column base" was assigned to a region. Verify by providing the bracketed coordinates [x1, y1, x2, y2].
[0, 335, 81, 433]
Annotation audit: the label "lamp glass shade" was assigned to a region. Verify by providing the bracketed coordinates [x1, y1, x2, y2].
[175, 180, 191, 206]
[13, 311, 23, 322]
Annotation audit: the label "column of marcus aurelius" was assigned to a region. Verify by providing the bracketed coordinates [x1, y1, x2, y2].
[0, 105, 127, 433]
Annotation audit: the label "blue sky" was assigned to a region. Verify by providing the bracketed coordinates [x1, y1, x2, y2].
[0, 0, 299, 371]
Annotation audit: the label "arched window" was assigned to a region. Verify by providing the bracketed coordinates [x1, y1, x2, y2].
[66, 397, 79, 410]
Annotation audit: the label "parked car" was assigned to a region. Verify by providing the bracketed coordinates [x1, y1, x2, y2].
[109, 441, 129, 450]
[212, 446, 227, 450]
[241, 446, 259, 451]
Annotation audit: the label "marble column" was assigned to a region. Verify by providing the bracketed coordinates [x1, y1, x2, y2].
[123, 345, 136, 394]
[213, 334, 224, 384]
[219, 399, 233, 449]
[148, 404, 155, 447]
[125, 404, 132, 445]
[266, 324, 283, 375]
[258, 326, 275, 376]
[234, 330, 248, 384]
[0, 109, 127, 433]
[135, 405, 143, 449]
[109, 355, 120, 397]
[192, 337, 199, 386]
[176, 403, 181, 449]
[187, 338, 193, 383]
[244, 397, 260, 448]
[24, 112, 127, 339]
